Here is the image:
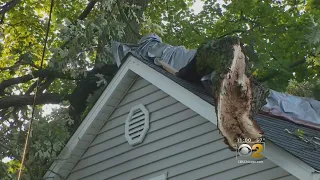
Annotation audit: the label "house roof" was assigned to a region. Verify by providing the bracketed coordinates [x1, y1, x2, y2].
[44, 54, 320, 180]
[137, 54, 320, 172]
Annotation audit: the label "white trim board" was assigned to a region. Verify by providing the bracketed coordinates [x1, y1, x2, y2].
[44, 55, 319, 180]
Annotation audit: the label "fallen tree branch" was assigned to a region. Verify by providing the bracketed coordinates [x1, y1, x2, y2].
[0, 93, 67, 109]
[196, 37, 269, 150]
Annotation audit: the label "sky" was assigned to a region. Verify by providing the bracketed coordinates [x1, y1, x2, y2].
[192, 0, 227, 14]
[192, 0, 204, 14]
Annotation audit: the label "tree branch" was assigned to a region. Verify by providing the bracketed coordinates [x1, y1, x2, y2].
[0, 0, 21, 24]
[0, 0, 21, 14]
[25, 80, 41, 95]
[217, 29, 247, 39]
[0, 69, 84, 95]
[0, 0, 105, 97]
[60, 0, 99, 49]
[0, 63, 20, 71]
[0, 74, 34, 95]
[38, 77, 55, 93]
[258, 59, 307, 82]
[0, 141, 11, 152]
[0, 93, 67, 109]
[1, 57, 40, 72]
[78, 0, 98, 20]
[0, 141, 20, 158]
[116, 0, 142, 39]
[24, 0, 100, 98]
[0, 13, 4, 24]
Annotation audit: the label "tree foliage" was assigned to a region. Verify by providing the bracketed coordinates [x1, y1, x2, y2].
[0, 0, 319, 179]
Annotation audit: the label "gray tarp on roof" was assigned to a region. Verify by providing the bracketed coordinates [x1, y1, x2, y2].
[262, 90, 320, 127]
[111, 33, 196, 71]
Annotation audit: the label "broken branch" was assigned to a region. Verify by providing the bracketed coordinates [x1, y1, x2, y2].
[196, 37, 269, 150]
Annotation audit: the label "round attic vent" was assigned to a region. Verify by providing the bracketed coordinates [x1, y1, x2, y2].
[125, 104, 150, 146]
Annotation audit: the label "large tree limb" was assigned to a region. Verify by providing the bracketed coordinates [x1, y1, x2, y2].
[0, 64, 119, 95]
[0, 74, 34, 95]
[0, 93, 66, 109]
[0, 69, 84, 95]
[68, 64, 118, 120]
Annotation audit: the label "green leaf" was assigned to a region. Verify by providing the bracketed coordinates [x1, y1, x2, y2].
[297, 129, 305, 137]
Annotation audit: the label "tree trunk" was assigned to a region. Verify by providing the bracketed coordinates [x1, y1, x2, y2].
[196, 36, 269, 150]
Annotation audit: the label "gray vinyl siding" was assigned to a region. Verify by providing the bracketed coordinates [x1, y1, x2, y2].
[67, 77, 298, 180]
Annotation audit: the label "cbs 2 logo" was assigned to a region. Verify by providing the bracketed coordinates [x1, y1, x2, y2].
[238, 143, 264, 158]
